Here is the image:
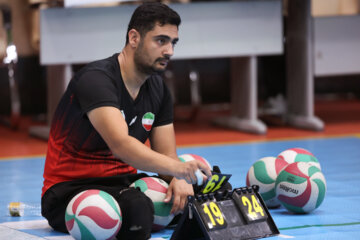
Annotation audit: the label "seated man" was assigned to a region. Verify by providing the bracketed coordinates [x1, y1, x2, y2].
[41, 2, 211, 240]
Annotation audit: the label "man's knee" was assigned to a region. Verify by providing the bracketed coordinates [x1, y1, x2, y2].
[41, 190, 68, 233]
[116, 188, 154, 240]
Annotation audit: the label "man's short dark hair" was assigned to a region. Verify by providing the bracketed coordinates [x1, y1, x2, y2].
[126, 2, 181, 44]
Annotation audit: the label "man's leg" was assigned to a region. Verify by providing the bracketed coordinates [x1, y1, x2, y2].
[41, 187, 69, 233]
[115, 188, 154, 240]
[41, 174, 152, 236]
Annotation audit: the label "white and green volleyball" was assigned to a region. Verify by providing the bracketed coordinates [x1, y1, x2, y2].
[275, 162, 326, 213]
[130, 177, 174, 231]
[246, 156, 288, 208]
[178, 153, 212, 169]
[276, 147, 321, 170]
[65, 189, 122, 240]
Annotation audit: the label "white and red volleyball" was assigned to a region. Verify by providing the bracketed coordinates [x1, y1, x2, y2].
[178, 153, 212, 169]
[246, 156, 288, 208]
[275, 162, 327, 213]
[65, 189, 122, 240]
[276, 147, 321, 170]
[130, 177, 174, 231]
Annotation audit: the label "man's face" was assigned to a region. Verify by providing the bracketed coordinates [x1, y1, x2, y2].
[134, 23, 179, 75]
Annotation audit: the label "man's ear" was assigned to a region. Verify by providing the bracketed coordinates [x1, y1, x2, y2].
[128, 29, 141, 48]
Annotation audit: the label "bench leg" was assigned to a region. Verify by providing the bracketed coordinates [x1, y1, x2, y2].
[285, 0, 324, 131]
[213, 56, 267, 135]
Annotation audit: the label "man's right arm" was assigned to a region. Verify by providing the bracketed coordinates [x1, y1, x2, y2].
[87, 106, 211, 184]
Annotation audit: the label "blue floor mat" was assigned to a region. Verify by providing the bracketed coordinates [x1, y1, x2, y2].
[1, 136, 359, 239]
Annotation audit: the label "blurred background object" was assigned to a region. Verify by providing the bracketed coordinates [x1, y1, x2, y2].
[312, 0, 360, 16]
[0, 0, 359, 138]
[1, 3, 21, 129]
[0, 0, 47, 123]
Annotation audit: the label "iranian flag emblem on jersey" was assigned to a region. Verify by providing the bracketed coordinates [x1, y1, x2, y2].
[142, 112, 155, 131]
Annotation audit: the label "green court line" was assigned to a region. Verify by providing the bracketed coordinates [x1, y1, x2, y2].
[279, 221, 360, 231]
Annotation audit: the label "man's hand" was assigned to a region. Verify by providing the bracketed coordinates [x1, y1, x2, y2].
[173, 160, 212, 185]
[163, 178, 194, 215]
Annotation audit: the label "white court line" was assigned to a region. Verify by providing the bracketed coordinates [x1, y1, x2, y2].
[0, 219, 50, 230]
[44, 236, 74, 240]
[0, 220, 167, 240]
[0, 225, 44, 240]
[278, 233, 295, 238]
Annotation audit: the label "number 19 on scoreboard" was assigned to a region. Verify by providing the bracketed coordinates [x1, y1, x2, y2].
[201, 201, 227, 230]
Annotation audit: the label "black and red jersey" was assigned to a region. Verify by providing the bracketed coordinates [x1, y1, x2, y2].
[42, 53, 173, 196]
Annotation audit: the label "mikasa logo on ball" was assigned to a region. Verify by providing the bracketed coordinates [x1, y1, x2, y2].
[279, 184, 299, 195]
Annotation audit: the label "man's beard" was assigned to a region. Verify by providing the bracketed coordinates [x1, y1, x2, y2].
[134, 44, 169, 75]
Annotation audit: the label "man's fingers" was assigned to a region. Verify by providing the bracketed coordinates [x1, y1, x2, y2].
[164, 186, 173, 203]
[170, 194, 180, 214]
[198, 162, 212, 178]
[187, 169, 197, 185]
[191, 170, 198, 184]
[178, 161, 211, 184]
[179, 195, 186, 214]
[171, 195, 187, 215]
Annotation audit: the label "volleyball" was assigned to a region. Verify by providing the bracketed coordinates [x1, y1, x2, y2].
[276, 147, 321, 170]
[179, 154, 212, 185]
[65, 189, 122, 240]
[275, 162, 326, 213]
[246, 156, 288, 208]
[130, 177, 174, 231]
[178, 153, 212, 169]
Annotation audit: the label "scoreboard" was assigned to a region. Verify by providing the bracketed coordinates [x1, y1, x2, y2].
[171, 185, 279, 240]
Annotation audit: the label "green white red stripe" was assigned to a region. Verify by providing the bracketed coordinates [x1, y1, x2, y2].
[142, 112, 155, 131]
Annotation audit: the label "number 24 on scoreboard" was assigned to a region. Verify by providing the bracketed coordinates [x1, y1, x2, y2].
[238, 193, 268, 223]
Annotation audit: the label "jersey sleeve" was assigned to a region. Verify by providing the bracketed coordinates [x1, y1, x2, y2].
[75, 70, 120, 114]
[153, 80, 174, 127]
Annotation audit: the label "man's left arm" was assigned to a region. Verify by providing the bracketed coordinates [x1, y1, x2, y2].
[149, 123, 194, 215]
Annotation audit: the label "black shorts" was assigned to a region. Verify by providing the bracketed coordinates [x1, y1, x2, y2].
[42, 172, 232, 240]
[41, 173, 154, 240]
